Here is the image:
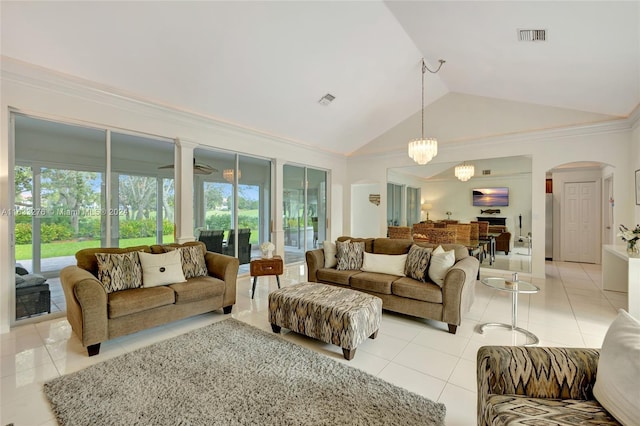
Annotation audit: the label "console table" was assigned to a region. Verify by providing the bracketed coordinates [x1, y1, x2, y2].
[477, 217, 506, 226]
[602, 245, 640, 319]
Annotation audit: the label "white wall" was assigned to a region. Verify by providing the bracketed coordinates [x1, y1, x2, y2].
[0, 61, 347, 333]
[633, 108, 640, 225]
[350, 183, 381, 237]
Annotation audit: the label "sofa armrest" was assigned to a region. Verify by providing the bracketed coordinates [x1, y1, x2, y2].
[60, 265, 109, 347]
[477, 346, 600, 426]
[441, 256, 479, 327]
[204, 252, 239, 309]
[305, 249, 325, 282]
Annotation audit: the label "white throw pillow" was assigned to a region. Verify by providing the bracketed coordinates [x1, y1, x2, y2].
[323, 240, 338, 268]
[428, 246, 455, 287]
[139, 250, 186, 288]
[593, 309, 640, 425]
[361, 252, 408, 276]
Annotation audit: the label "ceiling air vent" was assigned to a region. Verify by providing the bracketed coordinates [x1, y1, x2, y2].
[482, 169, 491, 175]
[518, 29, 547, 42]
[318, 93, 335, 106]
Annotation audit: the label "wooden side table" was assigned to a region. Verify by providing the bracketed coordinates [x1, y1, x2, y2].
[249, 255, 283, 299]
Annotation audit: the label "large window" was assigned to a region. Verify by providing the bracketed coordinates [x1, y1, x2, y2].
[194, 149, 271, 268]
[283, 165, 327, 263]
[387, 183, 403, 226]
[406, 186, 421, 226]
[12, 114, 174, 322]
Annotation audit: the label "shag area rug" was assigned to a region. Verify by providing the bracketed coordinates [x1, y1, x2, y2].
[44, 318, 446, 425]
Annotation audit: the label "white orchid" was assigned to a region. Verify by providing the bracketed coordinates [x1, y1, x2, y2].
[260, 241, 275, 252]
[618, 224, 640, 242]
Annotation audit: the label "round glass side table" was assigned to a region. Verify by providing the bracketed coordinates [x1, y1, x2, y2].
[480, 275, 540, 345]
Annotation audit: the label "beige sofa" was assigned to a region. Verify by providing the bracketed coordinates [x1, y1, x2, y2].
[60, 241, 239, 356]
[305, 237, 479, 334]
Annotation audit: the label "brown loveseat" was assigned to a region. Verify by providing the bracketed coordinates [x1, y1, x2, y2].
[60, 241, 238, 356]
[305, 237, 479, 334]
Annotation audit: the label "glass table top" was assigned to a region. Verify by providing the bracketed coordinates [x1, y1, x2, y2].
[481, 277, 539, 293]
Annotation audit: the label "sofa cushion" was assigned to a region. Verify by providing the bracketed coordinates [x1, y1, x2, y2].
[95, 251, 143, 293]
[316, 268, 361, 286]
[139, 250, 186, 288]
[336, 240, 365, 270]
[108, 286, 175, 318]
[15, 273, 47, 288]
[404, 245, 432, 282]
[77, 246, 151, 276]
[428, 246, 456, 287]
[593, 309, 640, 425]
[392, 278, 442, 303]
[373, 238, 413, 255]
[350, 272, 397, 295]
[170, 276, 226, 304]
[361, 252, 407, 276]
[485, 395, 619, 426]
[323, 240, 338, 268]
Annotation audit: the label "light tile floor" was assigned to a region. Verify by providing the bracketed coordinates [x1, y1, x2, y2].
[1, 260, 625, 426]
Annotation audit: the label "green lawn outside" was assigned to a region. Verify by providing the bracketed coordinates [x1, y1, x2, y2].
[15, 236, 173, 260]
[15, 209, 263, 260]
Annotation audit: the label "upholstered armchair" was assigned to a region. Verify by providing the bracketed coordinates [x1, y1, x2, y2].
[477, 346, 619, 425]
[494, 231, 511, 254]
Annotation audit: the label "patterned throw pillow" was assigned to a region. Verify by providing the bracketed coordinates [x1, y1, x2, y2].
[177, 245, 208, 279]
[336, 240, 365, 271]
[404, 245, 433, 282]
[95, 251, 143, 293]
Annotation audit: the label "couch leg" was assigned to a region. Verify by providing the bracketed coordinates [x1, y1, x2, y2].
[447, 324, 457, 334]
[223, 305, 233, 314]
[342, 348, 356, 360]
[87, 343, 101, 356]
[271, 323, 281, 333]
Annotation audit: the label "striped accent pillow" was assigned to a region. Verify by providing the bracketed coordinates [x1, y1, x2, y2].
[336, 241, 365, 271]
[95, 251, 143, 293]
[404, 245, 432, 282]
[177, 245, 208, 279]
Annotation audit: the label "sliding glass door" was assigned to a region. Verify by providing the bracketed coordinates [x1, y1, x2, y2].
[13, 114, 175, 323]
[283, 165, 327, 263]
[194, 148, 271, 269]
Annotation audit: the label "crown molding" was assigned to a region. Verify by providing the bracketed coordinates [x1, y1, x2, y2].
[1, 56, 345, 161]
[349, 117, 633, 163]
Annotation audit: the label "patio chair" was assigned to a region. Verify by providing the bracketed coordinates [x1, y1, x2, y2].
[198, 229, 224, 253]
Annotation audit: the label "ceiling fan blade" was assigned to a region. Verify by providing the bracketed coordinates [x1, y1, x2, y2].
[158, 160, 217, 175]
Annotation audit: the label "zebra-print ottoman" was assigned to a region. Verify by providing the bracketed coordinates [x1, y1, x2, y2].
[269, 282, 382, 360]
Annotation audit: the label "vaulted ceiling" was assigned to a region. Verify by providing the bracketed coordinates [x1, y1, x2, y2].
[2, 1, 638, 156]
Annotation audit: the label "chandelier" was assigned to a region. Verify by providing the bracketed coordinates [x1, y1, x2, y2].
[408, 58, 445, 165]
[454, 162, 475, 182]
[223, 169, 241, 183]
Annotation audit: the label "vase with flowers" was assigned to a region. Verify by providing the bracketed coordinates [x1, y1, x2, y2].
[260, 241, 275, 259]
[618, 224, 640, 255]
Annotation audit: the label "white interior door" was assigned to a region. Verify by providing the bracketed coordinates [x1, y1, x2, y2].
[562, 181, 599, 263]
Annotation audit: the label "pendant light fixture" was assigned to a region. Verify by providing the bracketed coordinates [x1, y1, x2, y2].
[408, 58, 445, 165]
[455, 162, 475, 182]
